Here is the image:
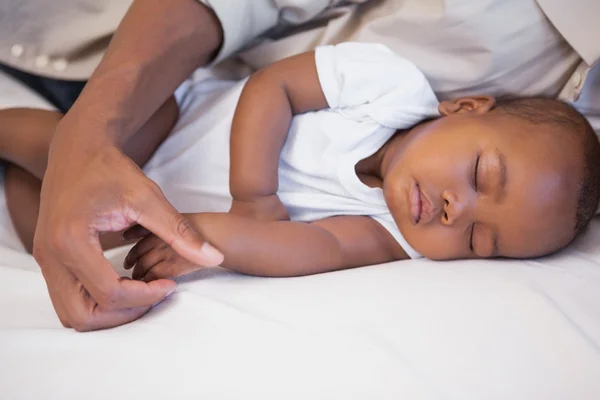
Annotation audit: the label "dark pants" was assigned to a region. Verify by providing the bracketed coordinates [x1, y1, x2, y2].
[0, 64, 86, 113]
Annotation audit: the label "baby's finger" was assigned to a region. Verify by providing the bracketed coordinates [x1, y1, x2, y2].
[122, 224, 152, 241]
[143, 258, 203, 282]
[132, 250, 167, 281]
[137, 261, 169, 282]
[124, 235, 167, 270]
[142, 264, 165, 283]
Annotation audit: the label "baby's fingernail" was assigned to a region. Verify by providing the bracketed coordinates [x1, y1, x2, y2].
[201, 242, 224, 265]
[166, 287, 177, 297]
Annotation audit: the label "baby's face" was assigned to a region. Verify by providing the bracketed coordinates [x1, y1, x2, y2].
[384, 112, 581, 260]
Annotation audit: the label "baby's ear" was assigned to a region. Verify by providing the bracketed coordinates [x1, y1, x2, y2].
[438, 96, 496, 116]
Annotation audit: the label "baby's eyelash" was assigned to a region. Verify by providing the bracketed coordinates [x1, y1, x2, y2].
[469, 223, 475, 253]
[473, 153, 481, 191]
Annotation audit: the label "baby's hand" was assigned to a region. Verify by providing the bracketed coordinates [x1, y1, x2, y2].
[229, 194, 289, 221]
[124, 232, 203, 282]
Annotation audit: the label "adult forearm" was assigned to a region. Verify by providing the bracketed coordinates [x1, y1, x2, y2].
[192, 213, 344, 277]
[65, 0, 223, 147]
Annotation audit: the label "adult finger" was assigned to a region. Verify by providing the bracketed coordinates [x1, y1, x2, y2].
[40, 257, 168, 331]
[37, 255, 81, 329]
[84, 305, 154, 332]
[66, 242, 176, 310]
[62, 291, 153, 332]
[64, 289, 154, 332]
[134, 189, 224, 266]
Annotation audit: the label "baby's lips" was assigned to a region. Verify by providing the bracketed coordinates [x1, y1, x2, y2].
[410, 182, 421, 224]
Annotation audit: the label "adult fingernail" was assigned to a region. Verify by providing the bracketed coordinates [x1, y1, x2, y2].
[201, 242, 224, 265]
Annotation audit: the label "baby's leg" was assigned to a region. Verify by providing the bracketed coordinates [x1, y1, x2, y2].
[4, 96, 179, 253]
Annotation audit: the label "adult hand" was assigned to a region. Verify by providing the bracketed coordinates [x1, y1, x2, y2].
[34, 128, 224, 332]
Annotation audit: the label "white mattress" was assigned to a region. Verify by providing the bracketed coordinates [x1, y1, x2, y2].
[1, 70, 600, 399]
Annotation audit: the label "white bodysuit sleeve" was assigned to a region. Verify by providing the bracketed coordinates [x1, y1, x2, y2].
[315, 42, 440, 128]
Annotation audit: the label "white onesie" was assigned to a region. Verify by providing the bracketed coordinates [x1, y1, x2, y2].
[143, 42, 440, 258]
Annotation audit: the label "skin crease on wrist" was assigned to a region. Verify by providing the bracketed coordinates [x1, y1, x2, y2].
[31, 0, 225, 332]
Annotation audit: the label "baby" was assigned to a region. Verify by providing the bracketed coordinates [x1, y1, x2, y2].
[1, 43, 599, 281]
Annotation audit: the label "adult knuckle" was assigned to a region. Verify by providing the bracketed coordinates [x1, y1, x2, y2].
[54, 309, 71, 328]
[69, 314, 93, 332]
[175, 217, 195, 238]
[53, 304, 71, 328]
[58, 317, 70, 328]
[95, 287, 122, 310]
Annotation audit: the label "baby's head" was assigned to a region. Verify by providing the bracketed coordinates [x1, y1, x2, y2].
[384, 96, 600, 260]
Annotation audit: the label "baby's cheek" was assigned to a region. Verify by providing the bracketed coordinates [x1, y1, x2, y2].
[403, 225, 467, 260]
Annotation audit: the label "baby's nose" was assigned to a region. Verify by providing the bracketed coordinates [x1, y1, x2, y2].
[441, 190, 466, 226]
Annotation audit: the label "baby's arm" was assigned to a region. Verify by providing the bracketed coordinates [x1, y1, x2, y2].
[229, 51, 327, 220]
[124, 212, 408, 279]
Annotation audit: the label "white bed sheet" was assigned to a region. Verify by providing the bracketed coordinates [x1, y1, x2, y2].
[1, 70, 600, 399]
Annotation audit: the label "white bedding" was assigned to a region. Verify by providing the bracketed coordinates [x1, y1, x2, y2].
[1, 70, 600, 399]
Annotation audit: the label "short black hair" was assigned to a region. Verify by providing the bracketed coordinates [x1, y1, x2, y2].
[493, 97, 600, 238]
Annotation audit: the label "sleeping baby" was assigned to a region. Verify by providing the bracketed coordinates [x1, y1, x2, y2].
[1, 43, 598, 280]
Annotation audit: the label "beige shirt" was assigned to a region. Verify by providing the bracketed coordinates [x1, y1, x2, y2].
[0, 0, 597, 126]
[200, 0, 598, 100]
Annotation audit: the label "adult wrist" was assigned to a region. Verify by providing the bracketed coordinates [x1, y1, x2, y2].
[51, 111, 122, 155]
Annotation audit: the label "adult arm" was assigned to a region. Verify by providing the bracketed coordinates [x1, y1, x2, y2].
[34, 0, 224, 332]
